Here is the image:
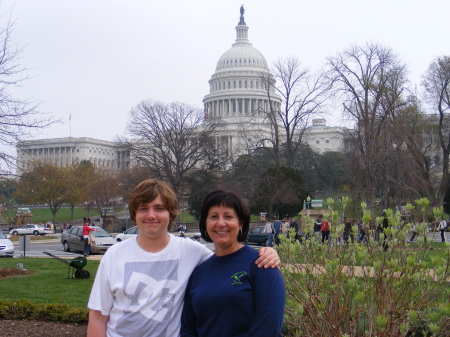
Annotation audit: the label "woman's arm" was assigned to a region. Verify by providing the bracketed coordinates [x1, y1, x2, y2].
[255, 246, 280, 268]
[247, 266, 285, 336]
[87, 310, 109, 337]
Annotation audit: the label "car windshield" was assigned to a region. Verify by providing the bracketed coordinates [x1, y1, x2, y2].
[94, 227, 110, 238]
[0, 232, 7, 239]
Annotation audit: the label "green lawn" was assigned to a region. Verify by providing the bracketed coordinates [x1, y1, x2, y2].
[3, 207, 104, 224]
[0, 257, 100, 308]
[2, 206, 263, 226]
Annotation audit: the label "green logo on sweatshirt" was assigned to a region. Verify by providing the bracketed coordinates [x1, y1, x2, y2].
[231, 271, 247, 285]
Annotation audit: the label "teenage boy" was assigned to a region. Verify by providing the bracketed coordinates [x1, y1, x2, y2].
[87, 179, 280, 337]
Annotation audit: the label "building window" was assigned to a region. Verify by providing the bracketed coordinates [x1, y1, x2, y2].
[316, 140, 320, 144]
[326, 140, 329, 143]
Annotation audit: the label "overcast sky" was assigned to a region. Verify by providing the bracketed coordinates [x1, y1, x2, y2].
[2, 0, 450, 146]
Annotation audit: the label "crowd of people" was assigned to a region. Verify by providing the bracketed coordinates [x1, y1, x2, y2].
[262, 213, 447, 247]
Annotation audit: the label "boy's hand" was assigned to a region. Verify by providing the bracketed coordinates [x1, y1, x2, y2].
[255, 247, 280, 268]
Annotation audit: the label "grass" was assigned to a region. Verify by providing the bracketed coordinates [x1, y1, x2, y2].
[8, 235, 60, 242]
[2, 207, 104, 224]
[1, 206, 263, 226]
[0, 257, 99, 308]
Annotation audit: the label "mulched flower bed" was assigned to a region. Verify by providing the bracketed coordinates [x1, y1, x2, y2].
[0, 268, 87, 336]
[0, 268, 37, 279]
[0, 319, 87, 337]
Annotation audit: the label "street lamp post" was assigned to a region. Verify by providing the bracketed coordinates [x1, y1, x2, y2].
[307, 196, 311, 216]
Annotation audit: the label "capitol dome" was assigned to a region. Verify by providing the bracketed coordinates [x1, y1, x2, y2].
[215, 42, 269, 72]
[202, 6, 282, 159]
[214, 6, 268, 73]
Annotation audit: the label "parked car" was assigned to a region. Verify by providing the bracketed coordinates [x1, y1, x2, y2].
[115, 226, 139, 242]
[247, 226, 268, 246]
[61, 226, 116, 254]
[9, 224, 51, 236]
[0, 232, 14, 257]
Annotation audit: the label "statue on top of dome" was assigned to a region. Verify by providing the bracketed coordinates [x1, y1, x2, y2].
[238, 5, 246, 25]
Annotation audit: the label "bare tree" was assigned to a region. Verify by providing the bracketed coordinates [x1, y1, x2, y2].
[89, 172, 121, 221]
[0, 12, 54, 172]
[64, 161, 96, 220]
[258, 56, 330, 168]
[122, 100, 224, 199]
[422, 55, 450, 205]
[326, 42, 409, 210]
[14, 163, 70, 222]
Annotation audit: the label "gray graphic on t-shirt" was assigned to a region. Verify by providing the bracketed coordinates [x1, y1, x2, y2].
[116, 260, 178, 336]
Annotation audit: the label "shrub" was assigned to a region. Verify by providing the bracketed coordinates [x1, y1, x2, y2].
[0, 299, 88, 323]
[278, 200, 450, 337]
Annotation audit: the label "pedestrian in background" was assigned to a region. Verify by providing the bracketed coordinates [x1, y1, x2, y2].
[264, 219, 275, 247]
[438, 217, 447, 242]
[320, 217, 330, 244]
[281, 218, 290, 238]
[343, 218, 353, 244]
[289, 218, 299, 241]
[273, 218, 282, 245]
[82, 219, 96, 256]
[314, 215, 323, 241]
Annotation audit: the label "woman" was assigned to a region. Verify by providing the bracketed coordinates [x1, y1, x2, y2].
[82, 219, 96, 256]
[181, 190, 285, 337]
[320, 217, 331, 244]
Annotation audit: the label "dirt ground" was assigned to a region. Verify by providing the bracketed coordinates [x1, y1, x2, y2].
[0, 267, 37, 279]
[0, 319, 87, 337]
[0, 268, 88, 336]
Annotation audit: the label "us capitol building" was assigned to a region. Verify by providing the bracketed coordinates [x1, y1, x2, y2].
[16, 6, 346, 175]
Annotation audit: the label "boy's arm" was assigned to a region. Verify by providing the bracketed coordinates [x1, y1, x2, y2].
[87, 310, 109, 337]
[255, 247, 280, 269]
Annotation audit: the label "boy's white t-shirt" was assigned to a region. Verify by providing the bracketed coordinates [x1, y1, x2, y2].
[88, 234, 212, 337]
